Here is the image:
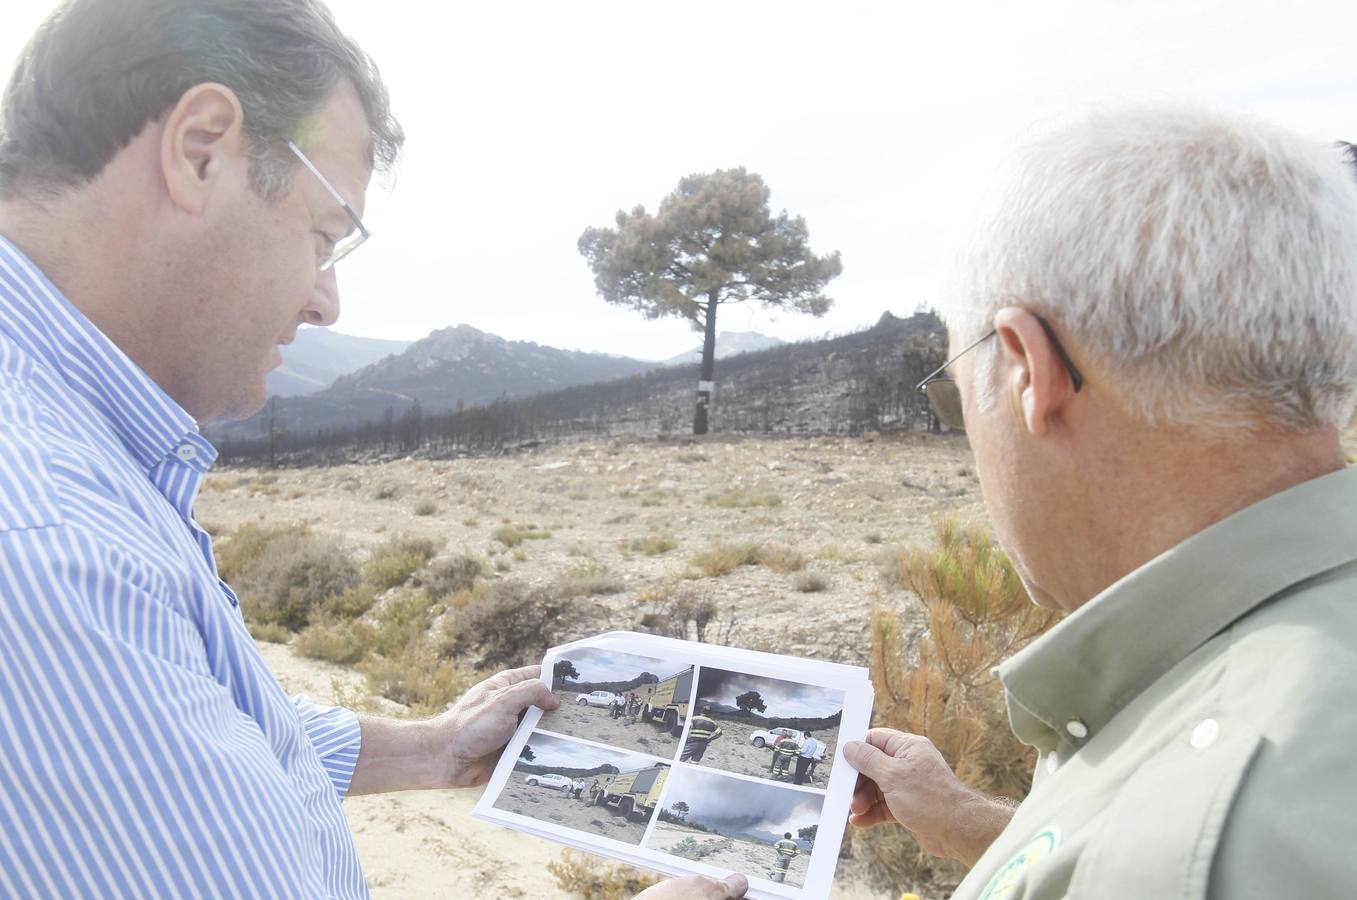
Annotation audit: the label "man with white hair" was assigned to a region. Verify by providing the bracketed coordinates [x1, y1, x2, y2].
[843, 103, 1357, 898]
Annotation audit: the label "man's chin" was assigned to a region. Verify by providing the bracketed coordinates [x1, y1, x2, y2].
[210, 381, 272, 424]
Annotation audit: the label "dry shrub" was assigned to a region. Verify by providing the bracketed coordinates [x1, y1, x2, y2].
[423, 554, 486, 600]
[246, 621, 291, 643]
[552, 564, 624, 599]
[440, 579, 567, 669]
[221, 524, 360, 632]
[365, 536, 439, 590]
[492, 525, 524, 547]
[295, 621, 377, 665]
[359, 647, 479, 715]
[638, 588, 736, 644]
[861, 518, 1060, 892]
[215, 522, 304, 584]
[319, 586, 378, 623]
[759, 545, 807, 573]
[548, 850, 661, 899]
[371, 590, 438, 658]
[690, 542, 762, 578]
[626, 534, 677, 556]
[794, 571, 830, 593]
[704, 486, 782, 508]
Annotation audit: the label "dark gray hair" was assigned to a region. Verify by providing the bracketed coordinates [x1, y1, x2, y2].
[0, 0, 404, 201]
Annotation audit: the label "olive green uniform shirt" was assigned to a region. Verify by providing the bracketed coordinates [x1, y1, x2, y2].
[953, 466, 1357, 900]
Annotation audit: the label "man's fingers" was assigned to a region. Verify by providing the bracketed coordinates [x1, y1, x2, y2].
[849, 772, 881, 816]
[495, 664, 542, 685]
[495, 675, 558, 713]
[715, 873, 748, 898]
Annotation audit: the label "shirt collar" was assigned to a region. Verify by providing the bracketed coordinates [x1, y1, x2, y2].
[999, 464, 1357, 751]
[0, 234, 216, 472]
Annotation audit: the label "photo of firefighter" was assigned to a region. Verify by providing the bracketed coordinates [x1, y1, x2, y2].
[538, 648, 694, 758]
[646, 767, 823, 888]
[679, 668, 844, 789]
[491, 731, 671, 846]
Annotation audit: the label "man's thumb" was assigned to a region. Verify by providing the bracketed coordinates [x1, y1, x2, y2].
[843, 739, 890, 779]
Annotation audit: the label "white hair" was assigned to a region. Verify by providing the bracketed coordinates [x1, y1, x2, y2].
[942, 100, 1357, 430]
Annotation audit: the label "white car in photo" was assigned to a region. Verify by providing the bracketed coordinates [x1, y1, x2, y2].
[575, 690, 621, 708]
[524, 773, 580, 794]
[750, 727, 827, 759]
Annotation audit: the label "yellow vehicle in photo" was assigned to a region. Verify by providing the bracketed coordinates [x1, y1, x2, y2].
[595, 764, 669, 823]
[640, 666, 694, 736]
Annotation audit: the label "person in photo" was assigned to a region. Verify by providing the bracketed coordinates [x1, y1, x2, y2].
[770, 833, 800, 884]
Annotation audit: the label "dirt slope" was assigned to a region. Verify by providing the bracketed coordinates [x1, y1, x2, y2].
[647, 821, 812, 889]
[539, 692, 681, 759]
[493, 775, 651, 845]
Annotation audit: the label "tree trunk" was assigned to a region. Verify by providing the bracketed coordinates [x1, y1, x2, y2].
[693, 290, 720, 435]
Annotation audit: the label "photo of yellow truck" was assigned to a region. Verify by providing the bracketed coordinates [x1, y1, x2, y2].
[640, 666, 694, 737]
[594, 764, 669, 823]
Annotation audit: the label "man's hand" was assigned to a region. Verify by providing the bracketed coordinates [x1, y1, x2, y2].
[433, 665, 559, 788]
[843, 728, 1015, 867]
[634, 874, 748, 899]
[348, 665, 558, 795]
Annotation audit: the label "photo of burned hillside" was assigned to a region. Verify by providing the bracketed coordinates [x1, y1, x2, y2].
[679, 668, 844, 788]
[646, 767, 823, 888]
[538, 648, 693, 757]
[491, 731, 670, 846]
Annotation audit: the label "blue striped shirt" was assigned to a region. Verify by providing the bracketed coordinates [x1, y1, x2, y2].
[0, 235, 367, 898]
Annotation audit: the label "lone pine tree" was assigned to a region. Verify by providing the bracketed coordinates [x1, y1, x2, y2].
[579, 168, 841, 434]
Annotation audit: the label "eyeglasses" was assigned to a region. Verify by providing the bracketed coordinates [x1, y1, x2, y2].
[915, 315, 1084, 430]
[286, 140, 370, 271]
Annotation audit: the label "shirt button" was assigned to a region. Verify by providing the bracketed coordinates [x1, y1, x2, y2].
[1065, 719, 1089, 739]
[175, 443, 198, 462]
[1045, 752, 1060, 774]
[1190, 718, 1219, 750]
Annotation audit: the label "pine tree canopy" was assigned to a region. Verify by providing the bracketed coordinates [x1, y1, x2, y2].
[578, 167, 842, 331]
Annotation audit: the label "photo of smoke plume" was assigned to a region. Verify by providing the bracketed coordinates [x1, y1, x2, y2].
[679, 667, 844, 788]
[646, 767, 823, 888]
[538, 648, 693, 757]
[492, 731, 670, 846]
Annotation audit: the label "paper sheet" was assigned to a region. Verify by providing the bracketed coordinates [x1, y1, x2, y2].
[472, 632, 874, 900]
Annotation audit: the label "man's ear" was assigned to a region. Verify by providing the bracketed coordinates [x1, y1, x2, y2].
[993, 306, 1078, 436]
[160, 83, 248, 215]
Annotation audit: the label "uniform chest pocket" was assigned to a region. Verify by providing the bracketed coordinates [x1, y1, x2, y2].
[1067, 720, 1261, 900]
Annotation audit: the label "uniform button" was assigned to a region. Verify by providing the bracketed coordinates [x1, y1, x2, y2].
[175, 443, 198, 462]
[1190, 718, 1219, 750]
[1046, 752, 1060, 774]
[1065, 719, 1088, 739]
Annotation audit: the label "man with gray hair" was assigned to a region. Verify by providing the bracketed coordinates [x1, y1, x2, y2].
[844, 103, 1357, 898]
[0, 1, 744, 897]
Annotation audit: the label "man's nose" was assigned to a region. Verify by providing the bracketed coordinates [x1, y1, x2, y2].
[304, 267, 341, 327]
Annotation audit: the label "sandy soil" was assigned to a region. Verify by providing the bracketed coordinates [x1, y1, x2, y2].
[688, 718, 839, 789]
[539, 692, 681, 759]
[493, 770, 652, 845]
[647, 821, 812, 889]
[200, 434, 993, 900]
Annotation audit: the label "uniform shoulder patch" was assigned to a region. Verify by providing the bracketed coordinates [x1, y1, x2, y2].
[977, 825, 1061, 900]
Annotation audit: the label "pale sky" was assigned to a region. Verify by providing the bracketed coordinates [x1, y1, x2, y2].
[4, 1, 1355, 359]
[698, 669, 844, 719]
[517, 730, 657, 773]
[552, 648, 685, 686]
